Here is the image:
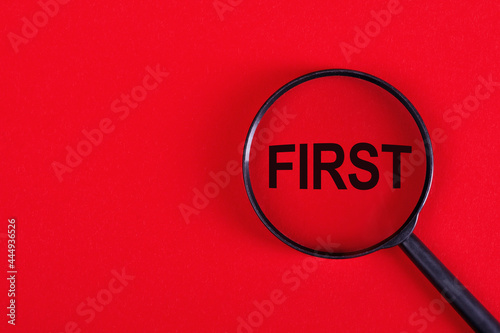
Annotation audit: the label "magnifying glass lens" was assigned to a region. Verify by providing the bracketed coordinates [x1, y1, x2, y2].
[248, 75, 428, 253]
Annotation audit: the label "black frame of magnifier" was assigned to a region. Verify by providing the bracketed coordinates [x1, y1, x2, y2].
[242, 69, 434, 259]
[242, 69, 500, 332]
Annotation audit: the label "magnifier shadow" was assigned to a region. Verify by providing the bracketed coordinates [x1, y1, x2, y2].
[379, 233, 474, 332]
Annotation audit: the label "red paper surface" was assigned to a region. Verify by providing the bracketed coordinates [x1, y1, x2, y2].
[1, 1, 499, 332]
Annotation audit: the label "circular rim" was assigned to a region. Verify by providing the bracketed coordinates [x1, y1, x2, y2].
[242, 69, 434, 259]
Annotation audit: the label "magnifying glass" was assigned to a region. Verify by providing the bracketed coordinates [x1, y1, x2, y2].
[242, 69, 500, 332]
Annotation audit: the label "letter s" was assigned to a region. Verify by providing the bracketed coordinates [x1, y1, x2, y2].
[76, 302, 95, 324]
[348, 142, 379, 190]
[443, 109, 461, 130]
[282, 270, 301, 291]
[409, 312, 427, 333]
[111, 99, 129, 121]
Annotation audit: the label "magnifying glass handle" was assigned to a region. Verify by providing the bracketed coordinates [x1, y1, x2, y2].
[399, 234, 500, 333]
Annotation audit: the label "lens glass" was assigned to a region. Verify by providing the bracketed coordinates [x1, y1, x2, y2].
[247, 75, 428, 253]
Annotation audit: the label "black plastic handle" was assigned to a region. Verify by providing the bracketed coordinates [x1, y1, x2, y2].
[399, 234, 500, 333]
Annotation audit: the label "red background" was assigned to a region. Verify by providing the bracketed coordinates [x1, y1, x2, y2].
[1, 0, 499, 332]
